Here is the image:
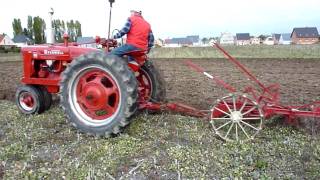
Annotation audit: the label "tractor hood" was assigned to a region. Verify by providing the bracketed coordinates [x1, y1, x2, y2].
[21, 45, 101, 60]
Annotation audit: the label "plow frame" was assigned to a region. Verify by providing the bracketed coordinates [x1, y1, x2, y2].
[141, 42, 320, 124]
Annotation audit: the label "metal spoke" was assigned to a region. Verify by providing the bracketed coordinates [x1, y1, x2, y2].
[224, 122, 234, 139]
[239, 99, 247, 113]
[242, 106, 256, 116]
[233, 95, 237, 111]
[216, 121, 232, 131]
[222, 99, 232, 113]
[211, 94, 263, 142]
[212, 118, 232, 120]
[240, 120, 259, 131]
[238, 122, 250, 139]
[242, 117, 262, 120]
[214, 107, 231, 116]
[235, 123, 239, 141]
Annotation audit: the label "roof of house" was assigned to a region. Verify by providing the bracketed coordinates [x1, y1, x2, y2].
[291, 27, 319, 38]
[281, 33, 291, 41]
[12, 34, 31, 43]
[273, 34, 281, 41]
[166, 38, 192, 44]
[236, 33, 250, 40]
[76, 37, 95, 44]
[186, 35, 200, 43]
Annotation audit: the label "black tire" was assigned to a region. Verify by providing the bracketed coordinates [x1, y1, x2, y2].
[60, 52, 138, 137]
[39, 86, 52, 111]
[15, 85, 46, 114]
[139, 60, 166, 102]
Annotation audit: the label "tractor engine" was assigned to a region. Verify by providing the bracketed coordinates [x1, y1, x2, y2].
[20, 45, 98, 93]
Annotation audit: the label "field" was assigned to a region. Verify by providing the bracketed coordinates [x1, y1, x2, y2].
[0, 51, 320, 178]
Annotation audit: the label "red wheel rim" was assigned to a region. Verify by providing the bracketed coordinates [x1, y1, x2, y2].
[19, 92, 35, 111]
[136, 69, 152, 102]
[76, 69, 120, 120]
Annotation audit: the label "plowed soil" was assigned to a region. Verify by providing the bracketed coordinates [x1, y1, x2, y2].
[1, 58, 320, 109]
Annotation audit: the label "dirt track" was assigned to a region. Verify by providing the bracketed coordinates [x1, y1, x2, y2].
[0, 58, 320, 109]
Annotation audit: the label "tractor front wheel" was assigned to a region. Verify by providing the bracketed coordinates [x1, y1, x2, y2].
[15, 85, 46, 114]
[60, 52, 138, 136]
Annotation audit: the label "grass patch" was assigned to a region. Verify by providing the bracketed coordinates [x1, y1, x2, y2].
[0, 100, 319, 179]
[0, 53, 21, 62]
[149, 45, 320, 59]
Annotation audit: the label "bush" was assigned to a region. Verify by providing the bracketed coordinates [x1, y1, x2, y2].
[0, 46, 20, 53]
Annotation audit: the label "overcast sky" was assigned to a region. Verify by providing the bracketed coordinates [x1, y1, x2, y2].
[1, 0, 320, 39]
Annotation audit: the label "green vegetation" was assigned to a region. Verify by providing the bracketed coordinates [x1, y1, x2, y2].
[0, 46, 20, 54]
[0, 101, 319, 179]
[150, 45, 320, 59]
[11, 16, 82, 44]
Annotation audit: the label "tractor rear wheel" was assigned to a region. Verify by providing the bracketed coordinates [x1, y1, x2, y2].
[60, 52, 138, 136]
[136, 60, 166, 103]
[15, 85, 46, 114]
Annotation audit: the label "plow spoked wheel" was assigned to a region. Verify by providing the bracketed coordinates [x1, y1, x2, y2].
[210, 94, 264, 142]
[60, 52, 138, 136]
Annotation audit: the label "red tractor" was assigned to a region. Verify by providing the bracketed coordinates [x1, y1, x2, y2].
[15, 1, 166, 136]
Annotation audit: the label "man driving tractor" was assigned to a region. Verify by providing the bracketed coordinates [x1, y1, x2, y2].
[111, 10, 154, 60]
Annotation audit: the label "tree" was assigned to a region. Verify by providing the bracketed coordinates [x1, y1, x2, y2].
[75, 20, 82, 38]
[258, 35, 267, 41]
[33, 16, 46, 44]
[23, 28, 28, 36]
[67, 20, 75, 42]
[201, 37, 208, 44]
[12, 18, 23, 36]
[53, 19, 62, 42]
[27, 16, 34, 39]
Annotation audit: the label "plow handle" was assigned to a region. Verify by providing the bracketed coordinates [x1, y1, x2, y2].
[213, 43, 268, 91]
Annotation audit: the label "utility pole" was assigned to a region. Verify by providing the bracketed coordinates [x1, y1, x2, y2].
[47, 7, 55, 44]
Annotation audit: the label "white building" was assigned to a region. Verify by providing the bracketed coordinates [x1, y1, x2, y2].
[236, 33, 251, 45]
[279, 33, 291, 45]
[251, 37, 261, 45]
[263, 37, 274, 45]
[219, 32, 235, 45]
[0, 34, 15, 46]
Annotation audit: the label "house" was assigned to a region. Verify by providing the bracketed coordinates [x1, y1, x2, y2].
[164, 35, 200, 47]
[250, 37, 260, 45]
[12, 35, 33, 47]
[186, 35, 200, 46]
[263, 36, 274, 45]
[0, 34, 15, 47]
[76, 37, 97, 48]
[219, 32, 235, 45]
[236, 33, 250, 45]
[165, 38, 192, 47]
[272, 34, 281, 45]
[291, 27, 319, 45]
[279, 33, 291, 45]
[155, 39, 164, 47]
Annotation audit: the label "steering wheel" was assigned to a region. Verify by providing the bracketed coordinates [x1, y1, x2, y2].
[112, 29, 124, 46]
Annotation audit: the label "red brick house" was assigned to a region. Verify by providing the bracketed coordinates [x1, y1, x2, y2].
[291, 27, 319, 45]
